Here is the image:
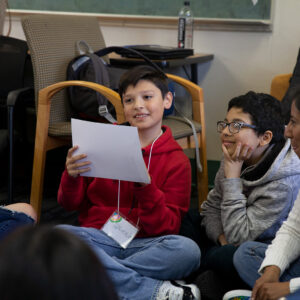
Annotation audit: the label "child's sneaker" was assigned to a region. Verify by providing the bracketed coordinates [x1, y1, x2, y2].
[222, 289, 252, 300]
[156, 280, 201, 300]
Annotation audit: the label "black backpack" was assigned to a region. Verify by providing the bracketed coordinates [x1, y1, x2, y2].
[67, 41, 167, 123]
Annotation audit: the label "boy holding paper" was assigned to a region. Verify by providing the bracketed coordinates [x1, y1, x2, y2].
[57, 65, 201, 300]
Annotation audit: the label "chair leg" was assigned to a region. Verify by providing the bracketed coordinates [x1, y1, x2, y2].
[197, 154, 208, 209]
[30, 134, 48, 221]
[8, 106, 14, 204]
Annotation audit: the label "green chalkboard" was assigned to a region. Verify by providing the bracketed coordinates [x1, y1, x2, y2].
[8, 0, 271, 20]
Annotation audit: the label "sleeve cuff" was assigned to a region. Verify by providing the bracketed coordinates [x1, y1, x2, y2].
[222, 178, 243, 194]
[290, 278, 300, 294]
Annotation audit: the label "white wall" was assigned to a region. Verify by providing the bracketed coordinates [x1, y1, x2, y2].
[5, 0, 300, 160]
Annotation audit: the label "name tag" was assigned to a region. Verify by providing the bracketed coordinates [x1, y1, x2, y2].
[101, 211, 139, 249]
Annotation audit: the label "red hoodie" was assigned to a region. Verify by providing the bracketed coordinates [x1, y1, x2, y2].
[58, 126, 191, 237]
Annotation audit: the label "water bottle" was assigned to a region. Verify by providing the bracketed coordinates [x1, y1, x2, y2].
[177, 1, 194, 49]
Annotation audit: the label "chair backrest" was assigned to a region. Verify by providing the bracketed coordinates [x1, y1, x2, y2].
[0, 0, 6, 35]
[270, 73, 292, 101]
[0, 36, 31, 100]
[21, 15, 106, 127]
[0, 36, 33, 130]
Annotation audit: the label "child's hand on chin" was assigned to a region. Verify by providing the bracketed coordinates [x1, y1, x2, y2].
[222, 142, 253, 178]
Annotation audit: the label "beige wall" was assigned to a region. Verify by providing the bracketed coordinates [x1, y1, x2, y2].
[5, 0, 300, 160]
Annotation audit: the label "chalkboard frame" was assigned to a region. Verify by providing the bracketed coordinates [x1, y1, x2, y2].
[7, 0, 274, 33]
[7, 0, 273, 20]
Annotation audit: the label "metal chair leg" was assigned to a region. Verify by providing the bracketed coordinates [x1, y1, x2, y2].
[8, 105, 14, 204]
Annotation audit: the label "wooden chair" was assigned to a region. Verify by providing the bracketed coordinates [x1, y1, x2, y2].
[164, 74, 208, 209]
[270, 73, 292, 101]
[31, 81, 125, 220]
[22, 14, 208, 219]
[32, 75, 207, 220]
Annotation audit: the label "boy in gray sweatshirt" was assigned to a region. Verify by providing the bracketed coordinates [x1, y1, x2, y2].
[180, 91, 300, 298]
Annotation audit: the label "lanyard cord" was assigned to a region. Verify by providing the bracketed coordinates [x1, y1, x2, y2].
[147, 130, 163, 171]
[117, 129, 163, 217]
[117, 179, 121, 214]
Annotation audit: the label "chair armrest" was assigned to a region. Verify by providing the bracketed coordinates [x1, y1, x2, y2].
[165, 73, 208, 205]
[166, 73, 204, 124]
[270, 73, 292, 101]
[38, 80, 126, 124]
[166, 73, 203, 103]
[7, 87, 34, 107]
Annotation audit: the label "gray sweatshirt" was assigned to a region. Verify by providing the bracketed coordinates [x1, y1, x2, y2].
[201, 139, 300, 245]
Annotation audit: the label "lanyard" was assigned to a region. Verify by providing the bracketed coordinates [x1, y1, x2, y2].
[116, 129, 163, 215]
[147, 130, 163, 171]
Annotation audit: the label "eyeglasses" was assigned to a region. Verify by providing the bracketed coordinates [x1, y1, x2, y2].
[217, 121, 257, 134]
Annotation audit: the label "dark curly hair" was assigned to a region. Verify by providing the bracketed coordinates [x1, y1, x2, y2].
[228, 91, 285, 144]
[118, 65, 169, 101]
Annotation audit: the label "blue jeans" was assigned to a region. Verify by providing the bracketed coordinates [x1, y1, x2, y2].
[0, 207, 34, 240]
[58, 224, 201, 300]
[234, 241, 300, 288]
[287, 288, 300, 299]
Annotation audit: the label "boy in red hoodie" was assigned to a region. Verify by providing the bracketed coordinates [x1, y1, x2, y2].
[57, 65, 201, 300]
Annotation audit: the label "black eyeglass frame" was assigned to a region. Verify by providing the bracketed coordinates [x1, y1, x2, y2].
[217, 121, 257, 134]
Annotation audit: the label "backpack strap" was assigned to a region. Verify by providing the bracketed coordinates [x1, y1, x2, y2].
[75, 41, 117, 123]
[76, 40, 94, 55]
[85, 53, 116, 123]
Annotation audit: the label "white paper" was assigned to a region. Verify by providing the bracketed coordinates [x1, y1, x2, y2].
[71, 118, 150, 183]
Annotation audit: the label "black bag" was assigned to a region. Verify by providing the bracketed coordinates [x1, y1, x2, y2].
[67, 41, 166, 123]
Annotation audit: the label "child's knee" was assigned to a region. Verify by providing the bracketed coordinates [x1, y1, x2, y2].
[233, 241, 253, 270]
[175, 236, 201, 270]
[23, 204, 37, 222]
[5, 203, 37, 223]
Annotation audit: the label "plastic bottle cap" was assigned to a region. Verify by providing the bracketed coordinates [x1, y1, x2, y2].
[184, 1, 190, 6]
